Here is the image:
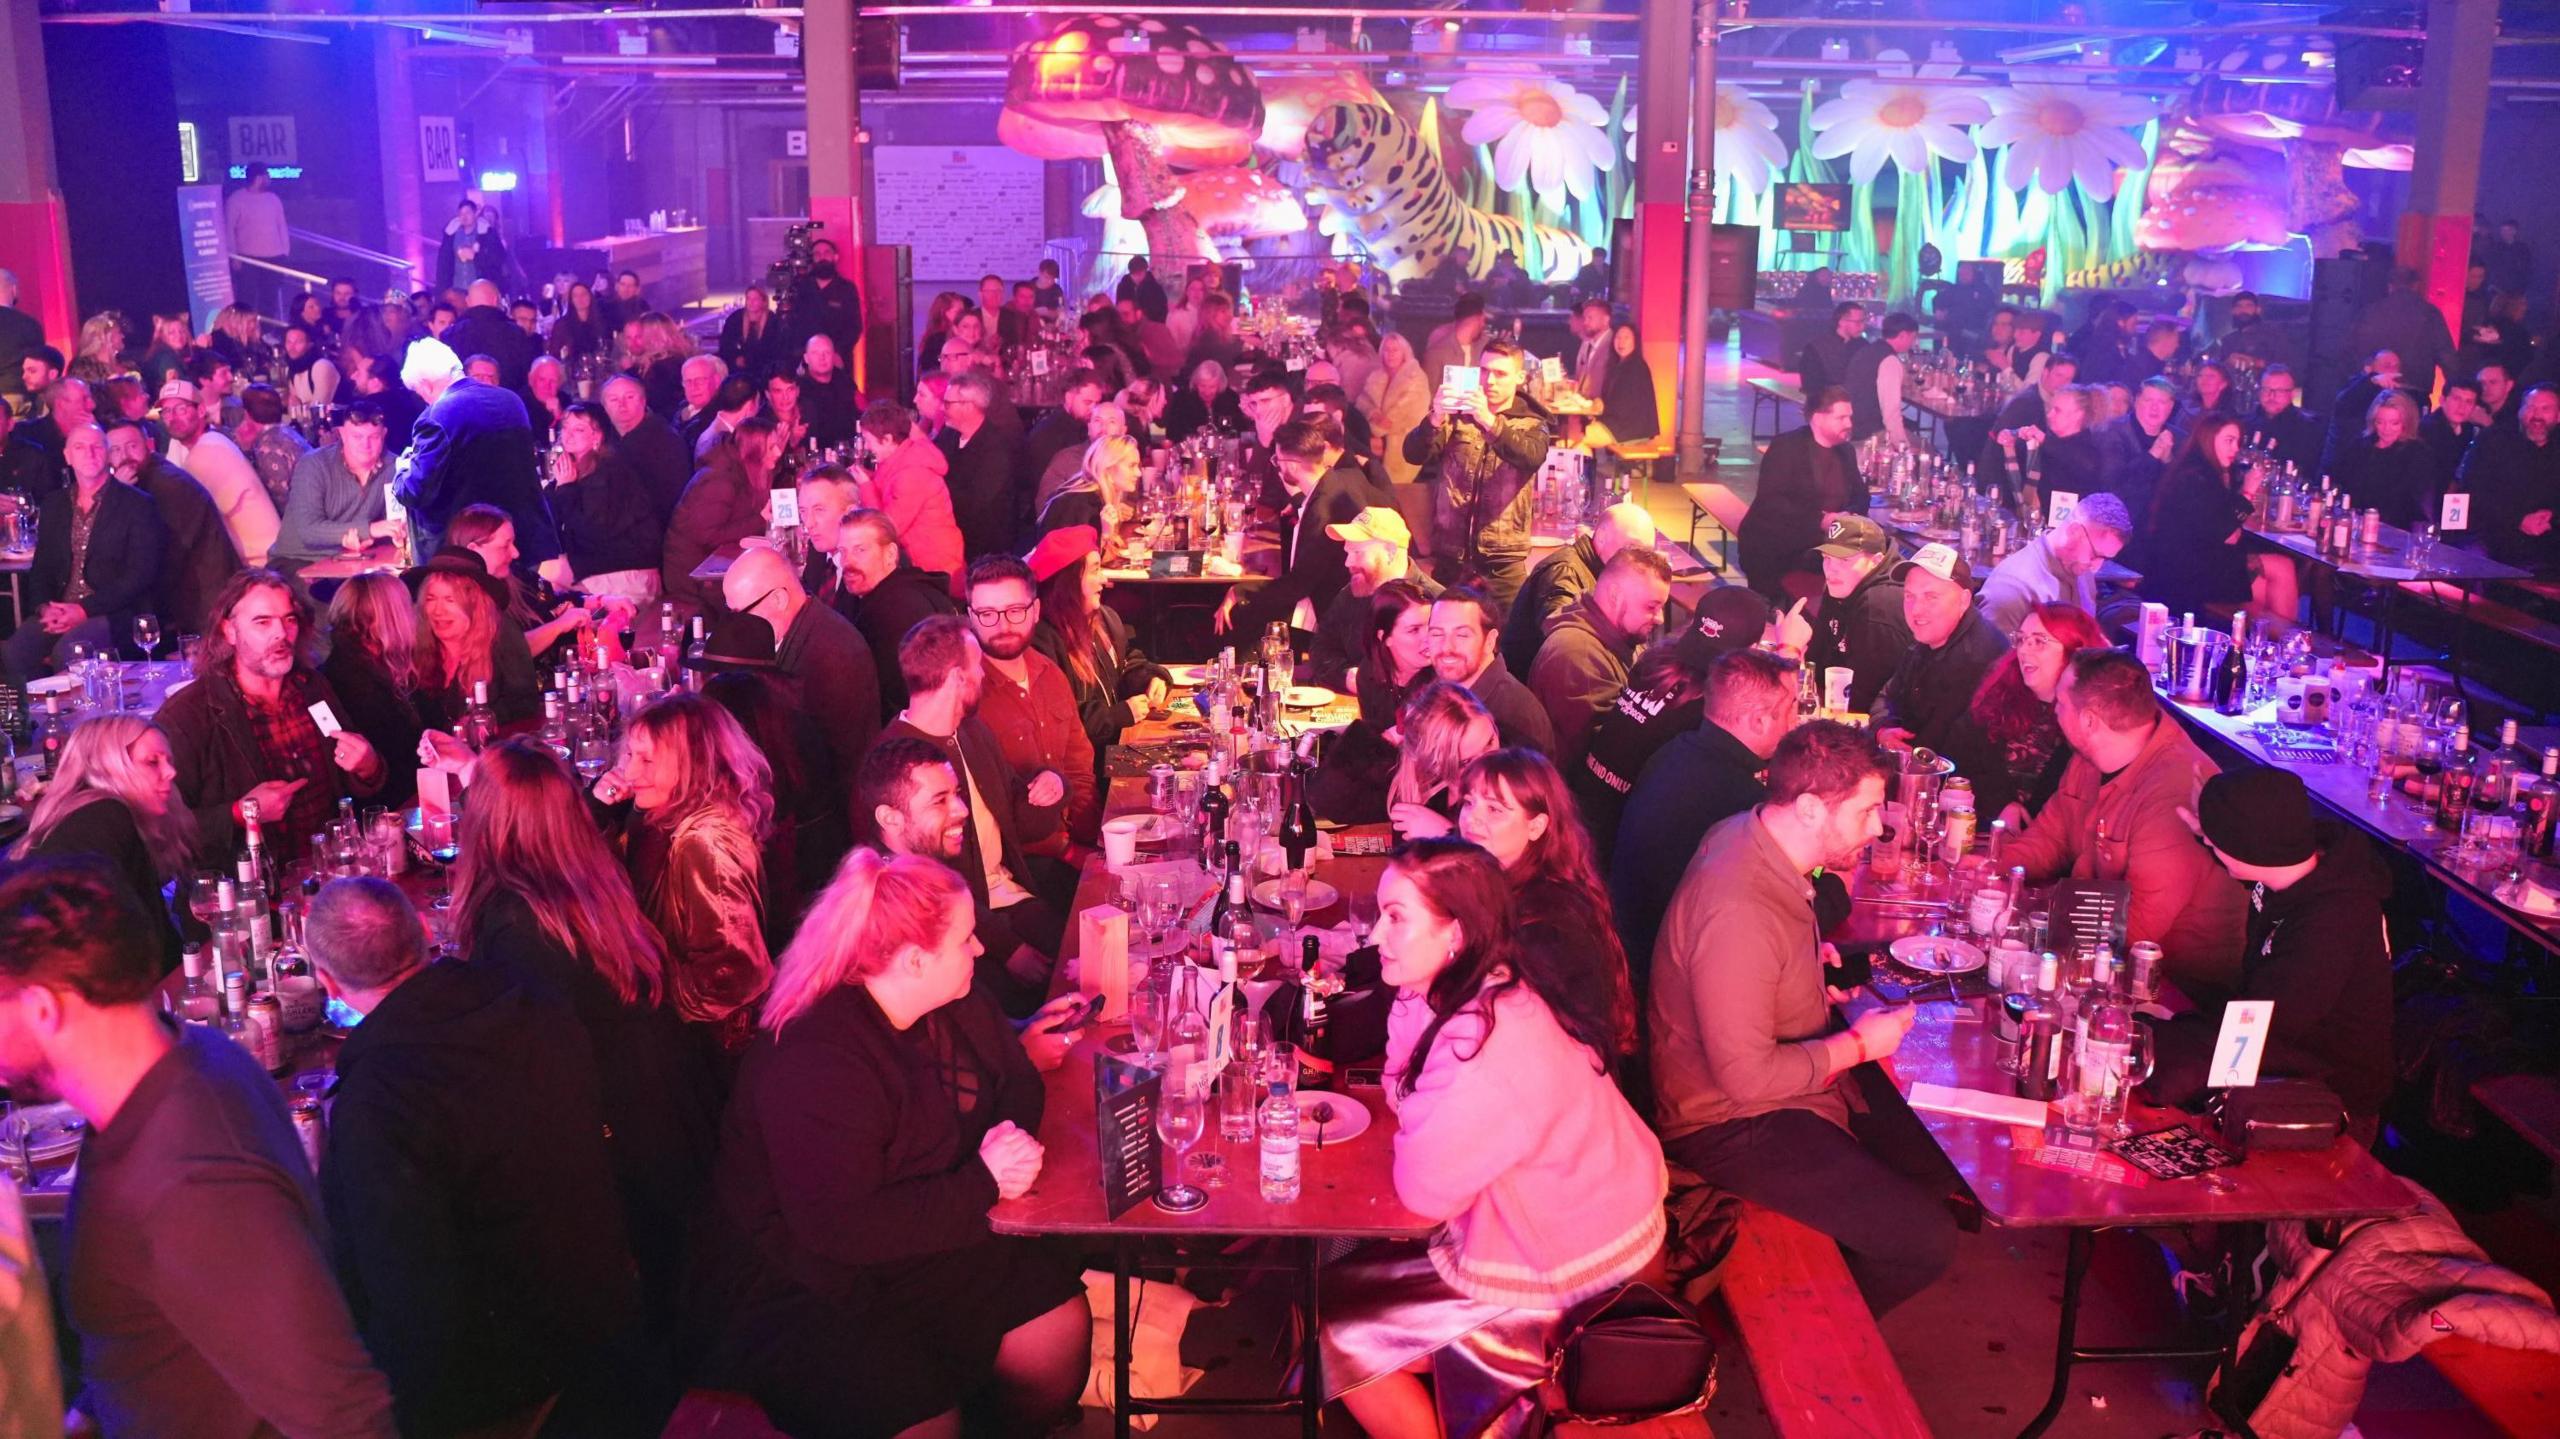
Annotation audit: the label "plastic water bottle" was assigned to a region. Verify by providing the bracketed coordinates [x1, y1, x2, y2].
[1258, 1077, 1301, 1204]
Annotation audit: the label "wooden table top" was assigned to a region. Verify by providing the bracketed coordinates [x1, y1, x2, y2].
[295, 540, 402, 583]
[2244, 519, 2528, 584]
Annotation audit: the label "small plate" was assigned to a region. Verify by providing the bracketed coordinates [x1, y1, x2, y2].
[1295, 1091, 1372, 1146]
[1889, 934, 1987, 976]
[1283, 686, 1336, 710]
[1253, 878, 1340, 913]
[1, 1102, 86, 1166]
[2495, 879, 2560, 918]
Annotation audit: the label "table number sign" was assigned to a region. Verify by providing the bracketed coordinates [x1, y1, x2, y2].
[1094, 1053, 1163, 1220]
[2441, 492, 2470, 533]
[2045, 491, 2081, 531]
[2207, 1000, 2275, 1089]
[768, 488, 800, 529]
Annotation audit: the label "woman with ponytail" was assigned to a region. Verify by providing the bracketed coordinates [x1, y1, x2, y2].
[694, 847, 1091, 1438]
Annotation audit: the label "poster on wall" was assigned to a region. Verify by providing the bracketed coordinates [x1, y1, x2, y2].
[420, 115, 460, 183]
[174, 185, 235, 332]
[871, 146, 1047, 290]
[1778, 183, 1851, 233]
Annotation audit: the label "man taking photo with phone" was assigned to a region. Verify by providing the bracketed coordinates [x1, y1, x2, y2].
[1403, 339, 1552, 610]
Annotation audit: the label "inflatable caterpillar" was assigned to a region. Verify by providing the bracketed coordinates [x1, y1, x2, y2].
[1301, 101, 1593, 285]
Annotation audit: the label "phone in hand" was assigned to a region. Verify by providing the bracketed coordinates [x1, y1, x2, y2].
[1044, 992, 1108, 1036]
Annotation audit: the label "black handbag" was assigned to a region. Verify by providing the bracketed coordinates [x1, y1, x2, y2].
[1548, 1281, 1718, 1425]
[2210, 1078, 2348, 1153]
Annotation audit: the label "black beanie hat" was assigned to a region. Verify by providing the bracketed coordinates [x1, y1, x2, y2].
[2196, 766, 2318, 868]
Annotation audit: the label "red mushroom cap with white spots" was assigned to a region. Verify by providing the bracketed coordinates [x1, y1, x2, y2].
[998, 14, 1265, 168]
[1182, 167, 1308, 239]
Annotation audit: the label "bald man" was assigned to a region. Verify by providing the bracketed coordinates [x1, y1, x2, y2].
[441, 278, 538, 391]
[721, 546, 881, 809]
[1501, 500, 1661, 679]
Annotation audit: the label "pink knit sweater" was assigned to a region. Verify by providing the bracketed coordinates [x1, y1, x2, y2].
[1384, 980, 1667, 1309]
[857, 440, 965, 583]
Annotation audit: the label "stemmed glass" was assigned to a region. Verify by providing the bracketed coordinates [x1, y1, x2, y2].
[1348, 890, 1378, 950]
[421, 812, 460, 910]
[1153, 1052, 1209, 1213]
[130, 614, 161, 663]
[188, 870, 228, 930]
[1279, 871, 1312, 960]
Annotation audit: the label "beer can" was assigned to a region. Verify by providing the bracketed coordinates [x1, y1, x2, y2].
[2128, 941, 2164, 1005]
[289, 1097, 326, 1173]
[2361, 507, 2383, 549]
[244, 993, 286, 1075]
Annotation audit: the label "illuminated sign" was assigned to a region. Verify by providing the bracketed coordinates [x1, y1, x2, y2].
[228, 166, 304, 180]
[230, 115, 298, 167]
[477, 170, 519, 193]
[178, 122, 201, 183]
[420, 115, 460, 182]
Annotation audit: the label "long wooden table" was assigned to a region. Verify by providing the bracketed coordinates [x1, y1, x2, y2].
[1837, 868, 2418, 1438]
[989, 772, 1427, 1437]
[2243, 517, 2529, 694]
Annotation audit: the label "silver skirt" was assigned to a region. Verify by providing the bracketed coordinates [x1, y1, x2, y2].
[1319, 1241, 1565, 1439]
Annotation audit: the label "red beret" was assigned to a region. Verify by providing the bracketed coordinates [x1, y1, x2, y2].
[1025, 524, 1101, 583]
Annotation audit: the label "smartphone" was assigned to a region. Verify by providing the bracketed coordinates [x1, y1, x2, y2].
[324, 996, 366, 1032]
[1044, 992, 1108, 1035]
[1440, 364, 1483, 399]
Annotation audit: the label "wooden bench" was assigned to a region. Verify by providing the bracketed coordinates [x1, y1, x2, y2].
[2418, 1335, 2560, 1438]
[1718, 1204, 1933, 1438]
[1747, 375, 1807, 444]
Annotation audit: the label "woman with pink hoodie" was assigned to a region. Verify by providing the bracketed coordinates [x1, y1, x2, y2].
[852, 402, 965, 585]
[1323, 839, 1668, 1439]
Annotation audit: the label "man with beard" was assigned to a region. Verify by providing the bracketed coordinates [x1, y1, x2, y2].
[2208, 291, 2287, 372]
[1307, 507, 1441, 690]
[1794, 302, 1866, 400]
[834, 507, 960, 722]
[158, 379, 278, 566]
[790, 237, 863, 369]
[965, 554, 1100, 853]
[2095, 378, 2182, 525]
[156, 568, 387, 862]
[602, 374, 693, 526]
[4, 423, 166, 683]
[1802, 516, 1909, 715]
[0, 863, 397, 1437]
[2241, 364, 2326, 477]
[106, 416, 235, 635]
[877, 618, 1068, 1015]
[2457, 384, 2560, 574]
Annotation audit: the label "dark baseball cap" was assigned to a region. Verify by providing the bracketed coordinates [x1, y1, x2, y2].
[1671, 586, 1775, 669]
[1814, 515, 1889, 559]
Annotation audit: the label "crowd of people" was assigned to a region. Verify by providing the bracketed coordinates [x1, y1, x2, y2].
[0, 243, 2420, 1438]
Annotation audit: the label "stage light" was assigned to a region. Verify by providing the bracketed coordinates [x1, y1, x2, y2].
[478, 170, 520, 193]
[1820, 38, 1849, 61]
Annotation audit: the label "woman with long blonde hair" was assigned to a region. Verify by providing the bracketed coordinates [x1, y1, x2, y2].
[696, 845, 1090, 1437]
[1387, 680, 1499, 842]
[610, 693, 776, 1049]
[1032, 431, 1139, 537]
[14, 715, 195, 967]
[1360, 330, 1431, 483]
[74, 311, 134, 384]
[411, 556, 537, 730]
[456, 738, 713, 1333]
[323, 571, 426, 807]
[631, 310, 695, 415]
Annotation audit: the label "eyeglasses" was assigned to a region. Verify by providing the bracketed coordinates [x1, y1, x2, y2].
[2009, 629, 2064, 654]
[969, 603, 1035, 626]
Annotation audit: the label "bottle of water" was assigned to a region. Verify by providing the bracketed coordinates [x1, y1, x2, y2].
[1258, 1072, 1301, 1203]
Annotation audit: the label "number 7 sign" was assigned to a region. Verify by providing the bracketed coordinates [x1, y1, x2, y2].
[2208, 1001, 2274, 1088]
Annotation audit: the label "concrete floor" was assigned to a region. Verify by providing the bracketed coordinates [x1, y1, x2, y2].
[1064, 335, 2539, 1436]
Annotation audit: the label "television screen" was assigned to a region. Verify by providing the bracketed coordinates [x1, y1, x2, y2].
[1778, 183, 1851, 232]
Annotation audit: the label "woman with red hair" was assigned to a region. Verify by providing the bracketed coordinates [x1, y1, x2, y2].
[1963, 601, 2108, 827]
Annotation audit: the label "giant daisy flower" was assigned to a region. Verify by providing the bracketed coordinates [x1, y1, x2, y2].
[1809, 79, 1988, 185]
[1979, 83, 2156, 197]
[1445, 73, 1616, 203]
[1623, 86, 1789, 194]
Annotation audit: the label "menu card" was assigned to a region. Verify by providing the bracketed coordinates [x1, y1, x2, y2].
[1094, 1052, 1162, 1220]
[1149, 552, 1209, 578]
[2048, 879, 2129, 959]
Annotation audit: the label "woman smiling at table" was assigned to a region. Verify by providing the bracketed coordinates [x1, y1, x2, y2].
[1960, 601, 2108, 827]
[409, 554, 539, 732]
[1323, 841, 1666, 1439]
[1312, 579, 1441, 824]
[1028, 527, 1169, 753]
[608, 693, 775, 1057]
[1385, 681, 1499, 842]
[12, 715, 193, 969]
[1455, 749, 1641, 1071]
[693, 848, 1090, 1439]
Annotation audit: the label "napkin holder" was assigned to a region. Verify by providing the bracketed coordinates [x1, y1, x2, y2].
[1078, 904, 1131, 1022]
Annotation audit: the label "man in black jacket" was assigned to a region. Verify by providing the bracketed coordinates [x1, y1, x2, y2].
[1795, 302, 1866, 399]
[106, 416, 235, 636]
[158, 569, 385, 862]
[603, 374, 693, 527]
[1737, 387, 1864, 603]
[1871, 543, 2010, 761]
[1015, 370, 1104, 528]
[1804, 515, 1909, 715]
[1115, 255, 1169, 324]
[789, 238, 862, 366]
[437, 281, 538, 391]
[938, 371, 1019, 559]
[1223, 417, 1376, 641]
[836, 508, 960, 722]
[2241, 365, 2326, 477]
[1501, 501, 1654, 680]
[1608, 647, 1800, 998]
[1429, 587, 1555, 753]
[2457, 383, 2560, 573]
[724, 546, 880, 814]
[2151, 767, 2395, 1140]
[306, 877, 662, 1436]
[393, 338, 556, 565]
[4, 423, 166, 680]
[1403, 341, 1552, 609]
[2422, 378, 2486, 501]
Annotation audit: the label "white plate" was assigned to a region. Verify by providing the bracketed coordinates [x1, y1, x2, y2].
[1, 1102, 85, 1165]
[2496, 879, 2560, 918]
[1889, 934, 1987, 976]
[1283, 685, 1336, 709]
[23, 674, 78, 696]
[1295, 1090, 1372, 1146]
[1252, 878, 1340, 914]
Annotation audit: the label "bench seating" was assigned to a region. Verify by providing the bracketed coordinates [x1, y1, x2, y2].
[1718, 1203, 1933, 1438]
[2420, 1335, 2560, 1438]
[1747, 375, 1807, 443]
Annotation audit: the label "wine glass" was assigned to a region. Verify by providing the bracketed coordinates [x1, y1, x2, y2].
[1153, 1055, 1209, 1213]
[130, 614, 162, 663]
[188, 870, 227, 929]
[421, 812, 460, 910]
[1348, 890, 1378, 950]
[1279, 872, 1311, 957]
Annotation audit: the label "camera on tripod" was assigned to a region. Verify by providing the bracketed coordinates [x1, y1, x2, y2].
[766, 220, 824, 315]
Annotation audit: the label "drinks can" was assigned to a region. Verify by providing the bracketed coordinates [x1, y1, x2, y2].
[290, 1097, 326, 1173]
[2361, 507, 2383, 549]
[2128, 942, 2163, 1005]
[244, 993, 286, 1074]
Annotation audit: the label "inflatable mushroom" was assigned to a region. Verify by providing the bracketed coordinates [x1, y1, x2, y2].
[1184, 167, 1308, 256]
[1000, 15, 1265, 264]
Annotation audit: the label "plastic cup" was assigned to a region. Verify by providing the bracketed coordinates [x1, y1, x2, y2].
[1102, 816, 1145, 869]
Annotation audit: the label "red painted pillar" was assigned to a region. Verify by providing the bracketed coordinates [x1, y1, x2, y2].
[0, 0, 75, 345]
